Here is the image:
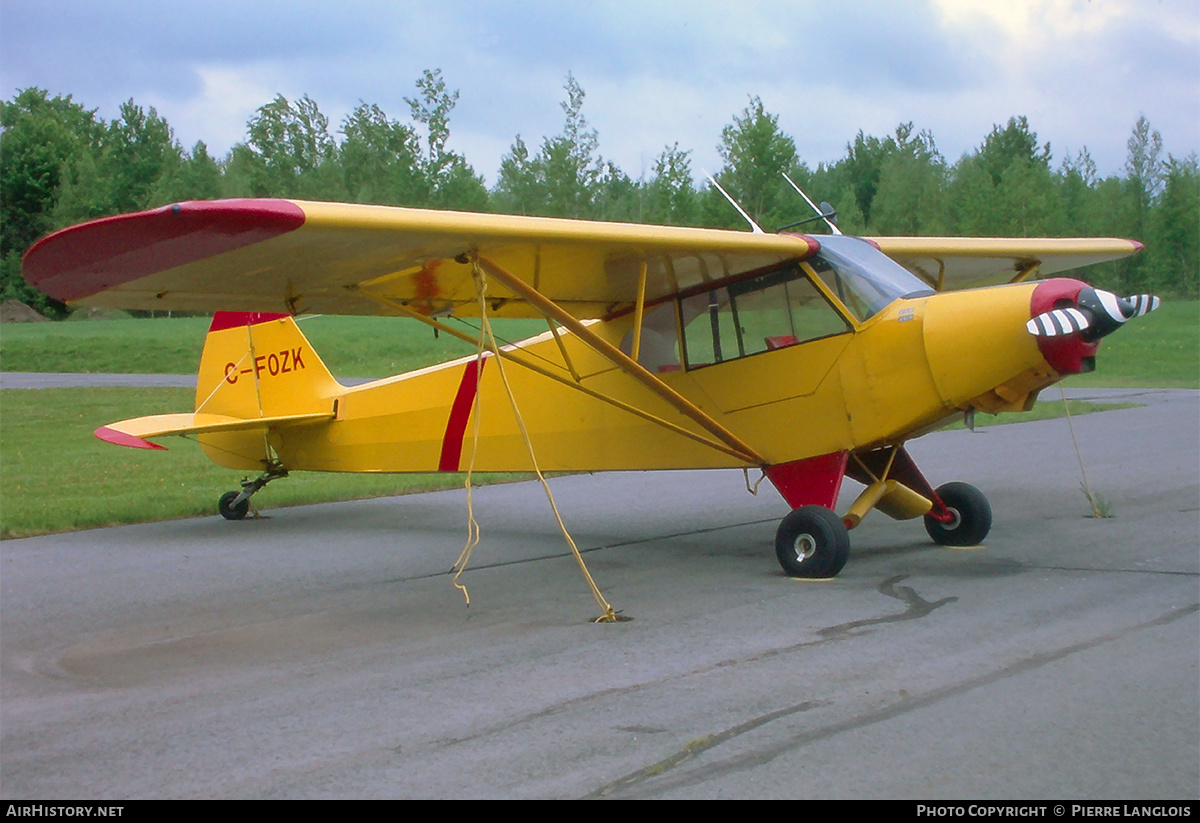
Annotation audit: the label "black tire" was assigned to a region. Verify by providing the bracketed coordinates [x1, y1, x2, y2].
[775, 505, 851, 578]
[218, 490, 249, 521]
[924, 482, 991, 546]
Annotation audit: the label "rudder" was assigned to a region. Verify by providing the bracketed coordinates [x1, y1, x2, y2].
[196, 311, 341, 421]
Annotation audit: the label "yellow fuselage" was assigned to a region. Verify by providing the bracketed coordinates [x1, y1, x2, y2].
[195, 281, 1055, 475]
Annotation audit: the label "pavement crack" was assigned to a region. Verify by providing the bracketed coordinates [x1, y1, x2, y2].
[598, 601, 1200, 799]
[583, 700, 827, 799]
[437, 575, 953, 752]
[818, 574, 957, 637]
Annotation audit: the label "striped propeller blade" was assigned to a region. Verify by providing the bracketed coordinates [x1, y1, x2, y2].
[1026, 307, 1091, 337]
[1125, 294, 1160, 318]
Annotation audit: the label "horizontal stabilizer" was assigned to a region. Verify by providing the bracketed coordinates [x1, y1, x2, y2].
[95, 410, 335, 450]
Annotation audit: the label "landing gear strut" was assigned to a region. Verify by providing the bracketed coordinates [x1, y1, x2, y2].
[217, 464, 288, 520]
[767, 447, 992, 578]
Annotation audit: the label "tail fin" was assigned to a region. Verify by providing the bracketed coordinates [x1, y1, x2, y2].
[95, 313, 340, 469]
[195, 312, 341, 419]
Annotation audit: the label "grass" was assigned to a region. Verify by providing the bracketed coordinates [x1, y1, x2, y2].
[0, 314, 550, 378]
[1059, 299, 1199, 389]
[0, 301, 1194, 537]
[942, 397, 1139, 431]
[0, 386, 526, 538]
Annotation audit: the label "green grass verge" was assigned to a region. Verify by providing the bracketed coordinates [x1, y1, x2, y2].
[941, 397, 1139, 431]
[0, 387, 527, 539]
[1059, 299, 1198, 389]
[0, 315, 550, 378]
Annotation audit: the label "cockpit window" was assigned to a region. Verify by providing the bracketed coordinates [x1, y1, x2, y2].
[805, 235, 934, 321]
[680, 262, 850, 369]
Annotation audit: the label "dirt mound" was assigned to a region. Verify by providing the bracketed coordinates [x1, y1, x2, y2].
[0, 300, 47, 322]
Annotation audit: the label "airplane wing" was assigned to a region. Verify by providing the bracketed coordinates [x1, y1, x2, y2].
[872, 236, 1144, 291]
[23, 199, 818, 319]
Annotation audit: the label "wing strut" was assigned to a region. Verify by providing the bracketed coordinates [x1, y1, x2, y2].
[350, 286, 758, 463]
[629, 259, 648, 363]
[474, 254, 768, 467]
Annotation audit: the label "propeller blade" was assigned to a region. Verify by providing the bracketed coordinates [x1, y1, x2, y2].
[1027, 307, 1091, 337]
[1125, 294, 1160, 318]
[1076, 288, 1162, 339]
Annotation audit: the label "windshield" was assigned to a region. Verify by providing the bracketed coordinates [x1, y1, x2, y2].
[806, 235, 934, 321]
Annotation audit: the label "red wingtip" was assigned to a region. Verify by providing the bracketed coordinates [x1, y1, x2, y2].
[95, 426, 168, 450]
[24, 199, 306, 302]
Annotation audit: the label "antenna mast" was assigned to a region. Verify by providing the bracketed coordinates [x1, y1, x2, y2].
[782, 172, 842, 235]
[703, 170, 764, 234]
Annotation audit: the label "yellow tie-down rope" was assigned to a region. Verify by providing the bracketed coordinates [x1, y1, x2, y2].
[450, 260, 621, 623]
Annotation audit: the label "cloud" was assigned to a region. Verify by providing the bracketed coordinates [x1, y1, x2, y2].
[1, 0, 1194, 183]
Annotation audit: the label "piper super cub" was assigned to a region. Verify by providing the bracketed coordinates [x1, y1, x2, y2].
[22, 196, 1156, 578]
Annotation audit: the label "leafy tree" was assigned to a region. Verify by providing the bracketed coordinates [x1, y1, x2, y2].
[98, 100, 182, 214]
[494, 135, 544, 215]
[1146, 154, 1199, 297]
[539, 73, 602, 218]
[864, 124, 946, 235]
[714, 96, 797, 227]
[0, 89, 103, 256]
[149, 141, 223, 205]
[974, 116, 1051, 186]
[1057, 148, 1099, 233]
[947, 117, 1059, 237]
[339, 101, 425, 205]
[235, 94, 338, 197]
[493, 74, 603, 219]
[645, 143, 698, 226]
[1125, 115, 1166, 204]
[593, 161, 640, 222]
[405, 69, 488, 210]
[0, 89, 103, 316]
[841, 130, 891, 225]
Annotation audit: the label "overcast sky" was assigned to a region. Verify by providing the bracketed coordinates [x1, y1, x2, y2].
[2, 0, 1196, 187]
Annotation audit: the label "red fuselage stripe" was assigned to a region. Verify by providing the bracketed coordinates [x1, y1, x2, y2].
[438, 357, 489, 472]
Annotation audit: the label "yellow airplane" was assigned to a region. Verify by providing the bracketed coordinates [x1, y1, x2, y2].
[22, 198, 1156, 578]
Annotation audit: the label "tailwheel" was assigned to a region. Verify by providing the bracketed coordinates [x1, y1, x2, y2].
[775, 505, 850, 578]
[218, 490, 250, 521]
[216, 463, 288, 521]
[924, 482, 991, 546]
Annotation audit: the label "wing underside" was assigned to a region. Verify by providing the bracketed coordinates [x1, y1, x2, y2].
[24, 199, 817, 319]
[24, 199, 1143, 315]
[872, 236, 1143, 291]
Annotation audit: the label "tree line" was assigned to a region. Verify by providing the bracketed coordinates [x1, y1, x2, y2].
[2, 70, 1196, 317]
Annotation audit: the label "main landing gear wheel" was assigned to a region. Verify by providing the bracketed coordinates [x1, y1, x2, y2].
[924, 482, 991, 546]
[218, 490, 250, 521]
[775, 505, 850, 578]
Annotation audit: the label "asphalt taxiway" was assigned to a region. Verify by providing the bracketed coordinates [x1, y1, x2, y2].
[1, 388, 1196, 799]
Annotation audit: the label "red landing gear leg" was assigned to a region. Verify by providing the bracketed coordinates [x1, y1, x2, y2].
[765, 448, 993, 577]
[765, 452, 851, 579]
